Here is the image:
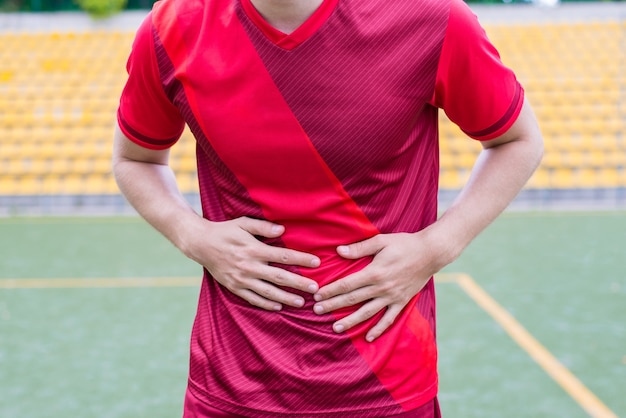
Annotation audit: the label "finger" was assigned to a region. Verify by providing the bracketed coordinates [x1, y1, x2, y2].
[331, 299, 388, 334]
[314, 268, 375, 301]
[266, 246, 321, 270]
[259, 264, 319, 294]
[247, 279, 308, 308]
[313, 284, 372, 315]
[364, 305, 403, 342]
[237, 219, 321, 269]
[337, 235, 384, 260]
[236, 288, 283, 312]
[237, 217, 285, 239]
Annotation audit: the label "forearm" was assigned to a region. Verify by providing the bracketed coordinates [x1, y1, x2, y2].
[112, 125, 323, 310]
[428, 103, 544, 266]
[436, 141, 541, 259]
[112, 142, 203, 256]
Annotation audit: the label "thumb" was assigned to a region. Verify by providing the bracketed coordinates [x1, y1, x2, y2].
[337, 235, 383, 259]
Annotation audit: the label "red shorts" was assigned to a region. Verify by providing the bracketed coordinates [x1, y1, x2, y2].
[183, 388, 442, 418]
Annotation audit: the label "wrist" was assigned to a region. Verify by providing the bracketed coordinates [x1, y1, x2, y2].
[420, 220, 467, 270]
[171, 211, 210, 262]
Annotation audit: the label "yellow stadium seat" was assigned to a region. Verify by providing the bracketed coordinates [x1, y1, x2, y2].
[5, 159, 30, 176]
[439, 169, 469, 190]
[28, 160, 50, 176]
[0, 176, 21, 195]
[48, 158, 72, 175]
[93, 158, 113, 175]
[439, 154, 455, 171]
[40, 175, 61, 195]
[85, 174, 118, 194]
[16, 175, 42, 195]
[550, 168, 576, 189]
[526, 168, 550, 189]
[176, 173, 200, 194]
[586, 151, 608, 168]
[1, 21, 624, 199]
[70, 158, 95, 175]
[575, 168, 599, 189]
[541, 151, 563, 169]
[178, 156, 198, 174]
[58, 174, 86, 194]
[606, 152, 626, 168]
[0, 174, 38, 195]
[596, 168, 623, 188]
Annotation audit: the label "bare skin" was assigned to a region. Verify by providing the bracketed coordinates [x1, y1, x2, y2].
[113, 0, 544, 342]
[249, 0, 324, 33]
[112, 127, 321, 311]
[113, 98, 542, 342]
[312, 99, 543, 342]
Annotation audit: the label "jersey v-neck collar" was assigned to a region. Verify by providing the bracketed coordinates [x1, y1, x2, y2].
[240, 0, 339, 50]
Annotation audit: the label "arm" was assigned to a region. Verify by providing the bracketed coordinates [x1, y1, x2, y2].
[112, 125, 320, 310]
[313, 98, 543, 341]
[430, 97, 544, 261]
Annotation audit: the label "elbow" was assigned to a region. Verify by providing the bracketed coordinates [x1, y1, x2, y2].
[111, 144, 129, 184]
[530, 131, 545, 172]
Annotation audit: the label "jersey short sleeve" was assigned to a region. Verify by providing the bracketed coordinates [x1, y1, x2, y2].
[431, 0, 524, 141]
[117, 13, 185, 150]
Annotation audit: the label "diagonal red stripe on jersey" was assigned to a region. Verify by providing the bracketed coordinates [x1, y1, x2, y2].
[153, 0, 436, 411]
[153, 0, 378, 282]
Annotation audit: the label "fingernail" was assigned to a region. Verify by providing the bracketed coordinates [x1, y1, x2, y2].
[333, 323, 344, 333]
[308, 283, 319, 293]
[313, 294, 322, 302]
[366, 335, 375, 343]
[271, 225, 283, 235]
[337, 246, 349, 255]
[294, 298, 304, 307]
[273, 304, 282, 311]
[313, 304, 324, 314]
[310, 257, 321, 268]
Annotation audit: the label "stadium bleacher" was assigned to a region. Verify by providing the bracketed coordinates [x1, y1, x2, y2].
[0, 8, 624, 207]
[439, 18, 625, 191]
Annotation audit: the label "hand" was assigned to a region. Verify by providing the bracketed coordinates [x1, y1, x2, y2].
[313, 230, 446, 342]
[184, 216, 320, 311]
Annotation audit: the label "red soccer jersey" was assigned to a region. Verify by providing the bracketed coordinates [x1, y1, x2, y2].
[118, 0, 523, 416]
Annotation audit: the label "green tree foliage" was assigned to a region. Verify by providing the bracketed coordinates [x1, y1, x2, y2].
[74, 0, 127, 18]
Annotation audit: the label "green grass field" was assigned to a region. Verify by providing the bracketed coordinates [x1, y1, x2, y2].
[0, 212, 624, 417]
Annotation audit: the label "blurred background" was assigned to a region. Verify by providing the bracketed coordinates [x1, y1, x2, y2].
[0, 1, 624, 418]
[0, 0, 625, 214]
